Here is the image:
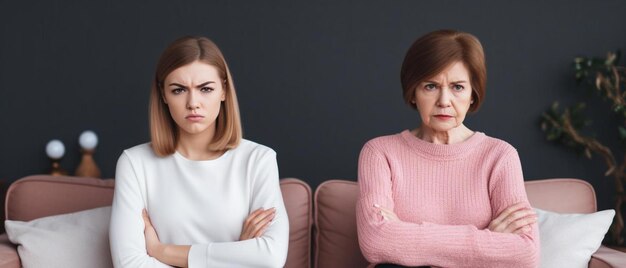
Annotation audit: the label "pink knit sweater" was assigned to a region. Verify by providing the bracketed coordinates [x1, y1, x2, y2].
[356, 130, 540, 268]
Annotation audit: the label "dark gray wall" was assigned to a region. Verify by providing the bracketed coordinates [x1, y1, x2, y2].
[1, 1, 626, 212]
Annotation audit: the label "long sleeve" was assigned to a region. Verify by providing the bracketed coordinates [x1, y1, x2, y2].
[356, 142, 540, 267]
[109, 152, 172, 268]
[487, 148, 540, 265]
[186, 149, 289, 268]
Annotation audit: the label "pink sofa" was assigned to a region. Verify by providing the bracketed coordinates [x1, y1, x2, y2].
[1, 176, 625, 267]
[0, 175, 312, 268]
[313, 179, 626, 268]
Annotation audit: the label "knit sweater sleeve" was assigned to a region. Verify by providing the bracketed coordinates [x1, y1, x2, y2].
[355, 143, 540, 268]
[187, 149, 289, 268]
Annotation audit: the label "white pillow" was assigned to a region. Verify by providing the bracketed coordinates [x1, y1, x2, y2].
[535, 208, 615, 268]
[4, 206, 113, 268]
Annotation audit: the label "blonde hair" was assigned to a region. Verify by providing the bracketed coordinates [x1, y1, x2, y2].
[149, 36, 242, 156]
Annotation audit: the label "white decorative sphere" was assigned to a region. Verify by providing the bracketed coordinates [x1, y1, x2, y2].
[46, 140, 65, 159]
[79, 130, 98, 150]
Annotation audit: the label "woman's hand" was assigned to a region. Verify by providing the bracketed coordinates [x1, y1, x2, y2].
[142, 209, 164, 258]
[141, 209, 190, 267]
[239, 207, 276, 240]
[488, 202, 537, 234]
[374, 204, 400, 222]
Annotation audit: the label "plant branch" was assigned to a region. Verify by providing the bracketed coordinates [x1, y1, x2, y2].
[548, 109, 617, 176]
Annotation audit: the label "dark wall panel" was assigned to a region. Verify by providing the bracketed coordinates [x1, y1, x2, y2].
[1, 1, 626, 211]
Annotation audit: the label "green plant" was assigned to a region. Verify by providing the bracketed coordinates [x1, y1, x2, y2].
[541, 51, 626, 245]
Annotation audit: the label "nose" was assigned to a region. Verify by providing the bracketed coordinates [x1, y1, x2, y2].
[436, 87, 451, 108]
[186, 90, 200, 110]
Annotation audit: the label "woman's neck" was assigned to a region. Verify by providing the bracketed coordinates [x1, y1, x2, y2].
[176, 129, 224, 160]
[412, 124, 474, 145]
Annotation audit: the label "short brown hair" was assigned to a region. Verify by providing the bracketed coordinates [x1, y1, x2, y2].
[149, 36, 242, 157]
[400, 29, 486, 112]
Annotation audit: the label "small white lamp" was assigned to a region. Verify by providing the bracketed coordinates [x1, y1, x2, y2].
[46, 139, 67, 176]
[75, 130, 101, 178]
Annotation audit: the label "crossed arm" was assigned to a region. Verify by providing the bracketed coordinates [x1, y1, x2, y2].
[109, 152, 289, 268]
[356, 145, 540, 267]
[140, 207, 277, 267]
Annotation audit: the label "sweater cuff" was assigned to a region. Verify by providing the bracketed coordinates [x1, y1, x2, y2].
[188, 243, 210, 268]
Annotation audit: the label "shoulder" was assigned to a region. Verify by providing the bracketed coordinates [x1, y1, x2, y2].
[476, 134, 522, 171]
[362, 132, 405, 153]
[115, 143, 159, 181]
[120, 143, 158, 160]
[231, 139, 276, 160]
[479, 134, 518, 158]
[116, 142, 161, 167]
[235, 140, 279, 178]
[123, 143, 156, 156]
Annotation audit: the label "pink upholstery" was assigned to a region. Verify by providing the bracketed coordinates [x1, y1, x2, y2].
[313, 178, 626, 268]
[280, 178, 313, 268]
[5, 175, 115, 222]
[0, 175, 313, 268]
[0, 234, 17, 268]
[525, 178, 597, 213]
[314, 180, 368, 268]
[588, 246, 626, 268]
[2, 176, 624, 268]
[1, 175, 116, 268]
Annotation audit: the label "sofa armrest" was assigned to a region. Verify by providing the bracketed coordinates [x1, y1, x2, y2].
[0, 233, 19, 268]
[589, 245, 626, 268]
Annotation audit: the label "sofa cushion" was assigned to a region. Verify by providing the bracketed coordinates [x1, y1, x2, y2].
[5, 175, 115, 221]
[525, 178, 596, 213]
[0, 234, 19, 268]
[535, 208, 614, 268]
[314, 180, 368, 268]
[5, 206, 112, 268]
[280, 178, 313, 268]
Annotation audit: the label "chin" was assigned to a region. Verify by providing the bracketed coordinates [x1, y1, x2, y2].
[429, 124, 459, 132]
[182, 126, 210, 135]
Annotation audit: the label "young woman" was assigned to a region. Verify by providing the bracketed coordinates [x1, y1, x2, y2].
[356, 30, 540, 267]
[109, 36, 289, 268]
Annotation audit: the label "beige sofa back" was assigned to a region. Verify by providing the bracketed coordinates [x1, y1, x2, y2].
[313, 178, 600, 268]
[3, 175, 313, 268]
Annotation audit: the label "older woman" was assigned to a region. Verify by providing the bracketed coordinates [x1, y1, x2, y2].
[356, 30, 540, 268]
[109, 36, 289, 267]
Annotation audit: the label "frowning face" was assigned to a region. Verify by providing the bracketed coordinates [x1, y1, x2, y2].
[162, 61, 226, 137]
[413, 61, 473, 132]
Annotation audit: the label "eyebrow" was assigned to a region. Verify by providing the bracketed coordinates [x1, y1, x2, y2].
[168, 81, 215, 88]
[423, 80, 468, 84]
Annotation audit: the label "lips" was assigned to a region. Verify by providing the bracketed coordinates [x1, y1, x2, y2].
[433, 114, 453, 120]
[185, 115, 204, 121]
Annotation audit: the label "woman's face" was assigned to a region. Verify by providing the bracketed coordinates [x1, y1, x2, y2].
[162, 61, 226, 137]
[413, 61, 473, 132]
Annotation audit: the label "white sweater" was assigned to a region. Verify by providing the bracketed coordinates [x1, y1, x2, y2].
[109, 140, 289, 268]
